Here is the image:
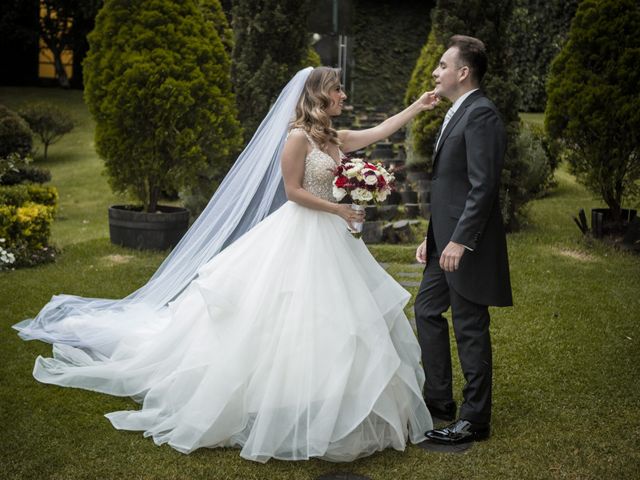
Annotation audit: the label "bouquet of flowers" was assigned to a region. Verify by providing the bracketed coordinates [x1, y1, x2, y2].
[332, 155, 395, 237]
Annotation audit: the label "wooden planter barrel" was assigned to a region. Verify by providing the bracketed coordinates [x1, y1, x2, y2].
[108, 205, 189, 251]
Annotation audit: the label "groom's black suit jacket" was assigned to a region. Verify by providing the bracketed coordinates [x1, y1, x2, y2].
[427, 90, 513, 307]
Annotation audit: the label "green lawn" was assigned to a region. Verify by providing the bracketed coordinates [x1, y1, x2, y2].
[0, 87, 128, 247]
[1, 89, 639, 479]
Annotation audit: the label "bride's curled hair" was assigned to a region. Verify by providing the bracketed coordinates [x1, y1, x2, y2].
[291, 67, 342, 148]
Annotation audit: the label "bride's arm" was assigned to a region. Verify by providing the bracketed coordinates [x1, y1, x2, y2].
[338, 91, 439, 153]
[281, 130, 364, 228]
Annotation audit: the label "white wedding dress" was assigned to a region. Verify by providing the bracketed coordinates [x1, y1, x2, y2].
[31, 129, 432, 462]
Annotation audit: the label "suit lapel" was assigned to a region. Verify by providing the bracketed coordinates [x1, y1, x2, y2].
[433, 90, 484, 164]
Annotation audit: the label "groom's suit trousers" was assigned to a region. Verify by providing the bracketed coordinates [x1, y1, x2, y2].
[415, 251, 492, 425]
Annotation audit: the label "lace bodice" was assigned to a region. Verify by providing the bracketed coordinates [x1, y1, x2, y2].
[289, 128, 339, 202]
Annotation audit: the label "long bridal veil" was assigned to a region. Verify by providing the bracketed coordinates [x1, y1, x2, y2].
[13, 66, 314, 354]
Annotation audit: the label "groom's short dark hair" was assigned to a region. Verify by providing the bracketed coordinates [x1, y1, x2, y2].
[448, 35, 488, 84]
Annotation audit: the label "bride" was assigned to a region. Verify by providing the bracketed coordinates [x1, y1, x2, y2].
[14, 66, 439, 463]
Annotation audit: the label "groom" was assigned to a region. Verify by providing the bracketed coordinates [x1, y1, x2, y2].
[414, 35, 512, 445]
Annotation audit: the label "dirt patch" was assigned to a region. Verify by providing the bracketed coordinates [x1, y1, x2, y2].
[552, 247, 596, 262]
[102, 254, 135, 265]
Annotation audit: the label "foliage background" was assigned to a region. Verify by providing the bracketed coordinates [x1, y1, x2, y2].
[509, 0, 579, 112]
[350, 0, 433, 111]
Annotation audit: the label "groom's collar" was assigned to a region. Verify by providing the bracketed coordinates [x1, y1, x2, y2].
[449, 88, 480, 114]
[432, 89, 484, 162]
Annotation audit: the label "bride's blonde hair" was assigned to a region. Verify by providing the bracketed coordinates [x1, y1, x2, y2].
[291, 67, 342, 148]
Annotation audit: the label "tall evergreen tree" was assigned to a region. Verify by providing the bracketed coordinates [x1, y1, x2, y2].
[231, 0, 312, 140]
[546, 0, 640, 223]
[83, 0, 242, 213]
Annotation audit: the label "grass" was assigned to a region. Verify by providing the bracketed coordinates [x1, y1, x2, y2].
[0, 87, 128, 247]
[1, 89, 639, 479]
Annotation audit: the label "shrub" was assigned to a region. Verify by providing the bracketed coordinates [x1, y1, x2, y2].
[83, 0, 242, 213]
[0, 165, 51, 186]
[0, 202, 56, 255]
[518, 124, 555, 197]
[545, 0, 640, 224]
[0, 104, 33, 158]
[501, 123, 555, 226]
[0, 184, 58, 268]
[19, 102, 74, 160]
[0, 184, 59, 208]
[0, 152, 28, 184]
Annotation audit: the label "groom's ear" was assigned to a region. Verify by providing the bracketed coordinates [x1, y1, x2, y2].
[458, 65, 471, 84]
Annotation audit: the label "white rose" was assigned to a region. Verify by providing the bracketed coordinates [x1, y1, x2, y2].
[333, 185, 347, 202]
[364, 173, 378, 185]
[353, 188, 373, 202]
[345, 163, 363, 178]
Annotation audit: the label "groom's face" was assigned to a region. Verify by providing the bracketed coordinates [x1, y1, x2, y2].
[433, 47, 463, 101]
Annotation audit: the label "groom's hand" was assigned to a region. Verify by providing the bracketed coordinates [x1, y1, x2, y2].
[439, 241, 465, 272]
[415, 239, 427, 264]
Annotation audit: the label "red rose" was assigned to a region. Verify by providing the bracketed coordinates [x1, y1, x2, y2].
[335, 176, 349, 188]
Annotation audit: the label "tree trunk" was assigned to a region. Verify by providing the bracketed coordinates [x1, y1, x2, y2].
[603, 189, 622, 224]
[51, 46, 70, 88]
[148, 185, 160, 213]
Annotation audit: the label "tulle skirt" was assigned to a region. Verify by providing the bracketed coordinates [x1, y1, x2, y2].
[31, 201, 432, 462]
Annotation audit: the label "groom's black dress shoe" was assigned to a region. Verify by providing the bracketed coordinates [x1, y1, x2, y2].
[425, 419, 490, 445]
[426, 402, 456, 423]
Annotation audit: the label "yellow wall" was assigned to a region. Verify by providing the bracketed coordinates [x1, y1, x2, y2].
[38, 1, 73, 79]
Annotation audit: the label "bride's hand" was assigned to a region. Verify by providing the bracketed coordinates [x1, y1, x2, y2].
[417, 90, 439, 111]
[335, 204, 365, 230]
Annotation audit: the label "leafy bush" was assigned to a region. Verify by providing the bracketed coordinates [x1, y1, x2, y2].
[19, 102, 74, 160]
[0, 201, 57, 268]
[0, 104, 33, 158]
[0, 184, 59, 208]
[545, 0, 640, 224]
[83, 0, 242, 213]
[500, 123, 555, 227]
[0, 184, 58, 268]
[0, 164, 51, 186]
[516, 124, 555, 197]
[0, 202, 55, 249]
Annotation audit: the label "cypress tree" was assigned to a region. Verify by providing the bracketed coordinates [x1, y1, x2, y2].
[83, 0, 242, 214]
[546, 0, 640, 223]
